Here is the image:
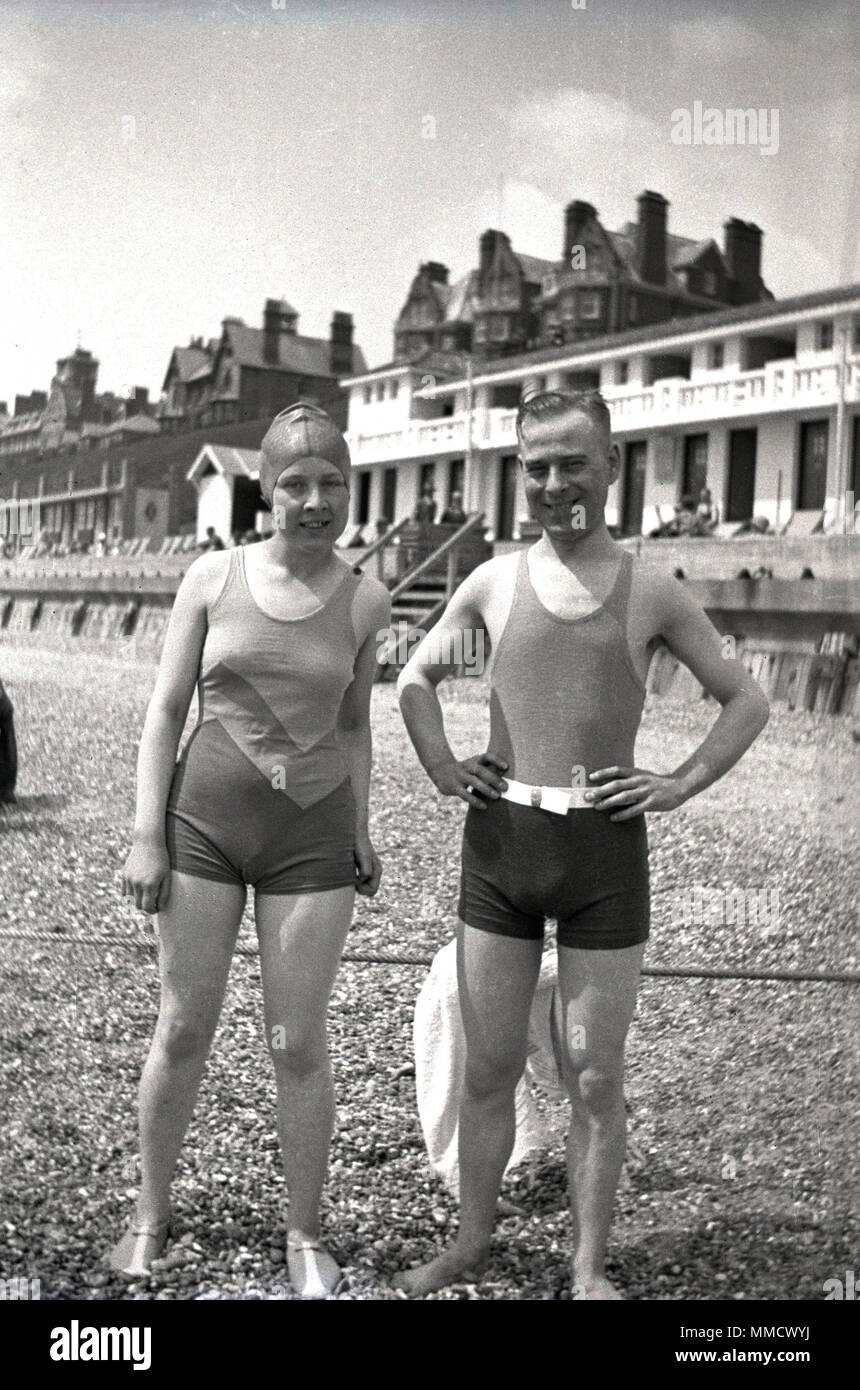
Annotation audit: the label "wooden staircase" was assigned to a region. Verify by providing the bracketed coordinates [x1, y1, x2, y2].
[362, 514, 491, 680]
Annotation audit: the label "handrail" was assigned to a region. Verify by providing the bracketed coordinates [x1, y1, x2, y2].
[354, 514, 411, 567]
[389, 513, 485, 602]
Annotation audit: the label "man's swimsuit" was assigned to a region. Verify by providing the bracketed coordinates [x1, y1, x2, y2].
[165, 547, 363, 895]
[458, 547, 650, 949]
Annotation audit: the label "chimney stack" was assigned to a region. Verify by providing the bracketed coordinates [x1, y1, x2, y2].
[422, 261, 449, 285]
[329, 311, 354, 376]
[723, 218, 763, 303]
[562, 200, 596, 261]
[479, 229, 510, 279]
[262, 298, 297, 366]
[635, 190, 669, 285]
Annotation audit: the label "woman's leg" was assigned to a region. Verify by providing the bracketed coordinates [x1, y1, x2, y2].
[136, 872, 245, 1225]
[254, 886, 354, 1238]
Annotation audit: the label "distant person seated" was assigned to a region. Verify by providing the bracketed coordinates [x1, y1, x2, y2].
[736, 514, 771, 536]
[0, 675, 18, 806]
[440, 491, 467, 526]
[414, 484, 437, 525]
[201, 526, 225, 552]
[695, 488, 719, 533]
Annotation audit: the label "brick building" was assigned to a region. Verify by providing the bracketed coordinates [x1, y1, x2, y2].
[158, 297, 366, 432]
[394, 190, 773, 364]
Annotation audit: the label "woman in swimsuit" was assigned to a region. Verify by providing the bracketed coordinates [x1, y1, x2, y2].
[111, 402, 391, 1297]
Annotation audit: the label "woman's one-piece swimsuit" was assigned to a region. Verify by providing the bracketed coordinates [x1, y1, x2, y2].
[166, 547, 363, 895]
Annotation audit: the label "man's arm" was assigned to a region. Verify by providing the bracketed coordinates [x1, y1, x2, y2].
[588, 574, 769, 819]
[397, 564, 508, 809]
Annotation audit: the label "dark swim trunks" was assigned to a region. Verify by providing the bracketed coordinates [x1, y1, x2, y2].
[458, 796, 650, 950]
[166, 720, 356, 895]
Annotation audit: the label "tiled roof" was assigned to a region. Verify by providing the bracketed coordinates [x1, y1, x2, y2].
[105, 414, 161, 435]
[223, 322, 367, 376]
[173, 346, 212, 382]
[517, 253, 558, 283]
[671, 238, 720, 269]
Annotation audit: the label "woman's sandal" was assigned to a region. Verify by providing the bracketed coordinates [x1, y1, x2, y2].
[107, 1217, 173, 1279]
[286, 1233, 341, 1299]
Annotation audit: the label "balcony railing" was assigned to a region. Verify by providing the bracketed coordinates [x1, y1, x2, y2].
[347, 359, 860, 463]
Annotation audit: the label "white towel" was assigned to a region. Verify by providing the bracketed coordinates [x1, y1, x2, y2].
[413, 939, 567, 1195]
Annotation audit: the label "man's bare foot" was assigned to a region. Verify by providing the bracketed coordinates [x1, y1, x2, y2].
[571, 1274, 624, 1300]
[392, 1245, 489, 1297]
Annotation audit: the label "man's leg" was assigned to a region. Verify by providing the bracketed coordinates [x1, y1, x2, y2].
[394, 921, 542, 1295]
[556, 941, 645, 1299]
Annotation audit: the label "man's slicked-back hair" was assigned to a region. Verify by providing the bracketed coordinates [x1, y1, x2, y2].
[516, 389, 612, 447]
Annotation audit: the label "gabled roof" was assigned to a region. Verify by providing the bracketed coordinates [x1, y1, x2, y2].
[162, 344, 213, 391]
[187, 443, 261, 485]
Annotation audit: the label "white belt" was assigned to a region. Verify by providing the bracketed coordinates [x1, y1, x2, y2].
[498, 776, 593, 815]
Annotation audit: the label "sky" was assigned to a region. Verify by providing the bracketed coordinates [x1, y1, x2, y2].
[1, 0, 858, 408]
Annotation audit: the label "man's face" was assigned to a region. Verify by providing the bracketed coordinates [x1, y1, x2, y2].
[518, 408, 619, 539]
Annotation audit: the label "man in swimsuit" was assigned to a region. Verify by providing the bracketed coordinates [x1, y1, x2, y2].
[394, 390, 769, 1298]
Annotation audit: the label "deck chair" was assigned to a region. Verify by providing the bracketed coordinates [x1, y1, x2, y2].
[780, 509, 824, 538]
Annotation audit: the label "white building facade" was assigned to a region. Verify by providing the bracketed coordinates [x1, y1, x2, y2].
[342, 284, 860, 541]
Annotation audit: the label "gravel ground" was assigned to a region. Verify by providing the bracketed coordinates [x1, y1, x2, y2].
[0, 633, 857, 1301]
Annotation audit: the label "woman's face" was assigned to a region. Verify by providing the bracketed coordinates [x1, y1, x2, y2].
[270, 456, 350, 546]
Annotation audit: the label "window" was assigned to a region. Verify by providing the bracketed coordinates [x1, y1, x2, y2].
[561, 292, 575, 319]
[708, 343, 724, 369]
[853, 319, 860, 352]
[579, 292, 601, 320]
[490, 317, 509, 341]
[797, 420, 828, 510]
[363, 386, 372, 404]
[376, 382, 385, 401]
[628, 295, 638, 325]
[389, 379, 399, 399]
[616, 360, 629, 385]
[815, 321, 834, 351]
[703, 270, 718, 296]
[356, 471, 371, 525]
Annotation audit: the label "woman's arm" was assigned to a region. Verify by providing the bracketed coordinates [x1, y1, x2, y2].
[123, 552, 224, 911]
[337, 581, 391, 895]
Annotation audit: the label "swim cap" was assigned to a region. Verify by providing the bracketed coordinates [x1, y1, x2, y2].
[259, 401, 351, 503]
